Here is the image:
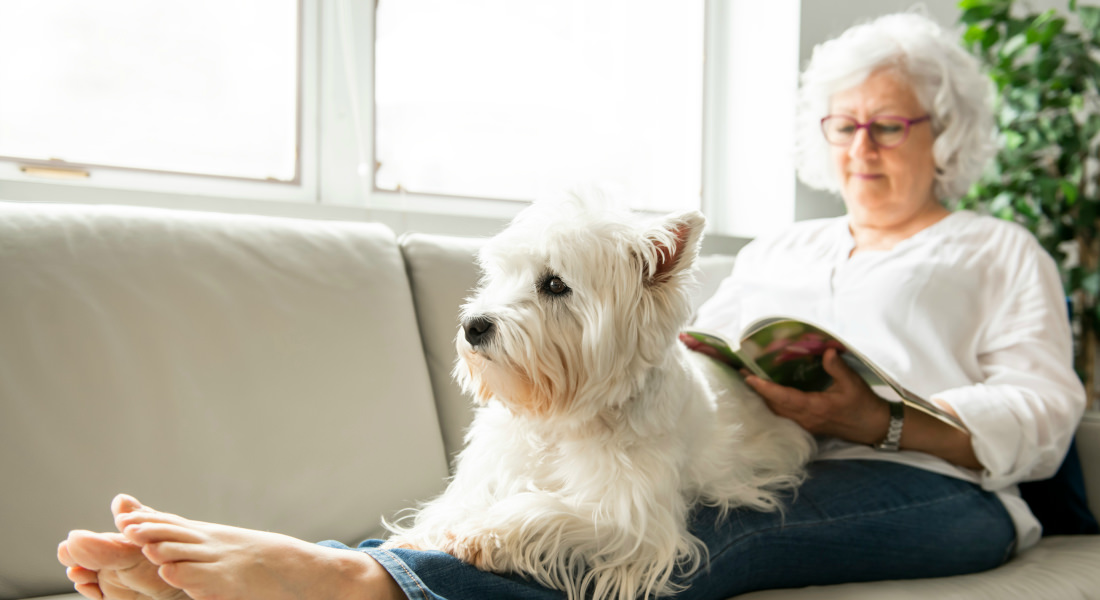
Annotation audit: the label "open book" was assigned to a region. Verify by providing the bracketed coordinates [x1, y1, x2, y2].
[683, 316, 966, 432]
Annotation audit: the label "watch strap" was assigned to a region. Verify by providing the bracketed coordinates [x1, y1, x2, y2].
[874, 401, 905, 452]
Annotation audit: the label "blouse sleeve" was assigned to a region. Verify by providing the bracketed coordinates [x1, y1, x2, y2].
[932, 242, 1086, 491]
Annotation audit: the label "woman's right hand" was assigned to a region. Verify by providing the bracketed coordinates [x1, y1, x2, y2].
[679, 333, 728, 363]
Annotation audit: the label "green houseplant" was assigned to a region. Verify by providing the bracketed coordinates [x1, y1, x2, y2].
[955, 0, 1100, 407]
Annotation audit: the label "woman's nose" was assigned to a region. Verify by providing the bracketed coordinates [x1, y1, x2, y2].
[847, 127, 878, 159]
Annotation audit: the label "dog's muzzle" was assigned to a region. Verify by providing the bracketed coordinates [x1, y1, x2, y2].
[463, 316, 496, 347]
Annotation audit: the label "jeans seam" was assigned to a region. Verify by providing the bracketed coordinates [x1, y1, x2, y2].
[709, 487, 996, 565]
[363, 547, 435, 600]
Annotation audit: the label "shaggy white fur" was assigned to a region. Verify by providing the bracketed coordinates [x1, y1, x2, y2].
[385, 195, 815, 600]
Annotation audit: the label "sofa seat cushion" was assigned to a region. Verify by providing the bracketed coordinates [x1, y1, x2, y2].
[738, 535, 1100, 599]
[0, 202, 449, 599]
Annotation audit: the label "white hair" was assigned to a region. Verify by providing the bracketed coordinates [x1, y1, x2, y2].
[795, 11, 997, 200]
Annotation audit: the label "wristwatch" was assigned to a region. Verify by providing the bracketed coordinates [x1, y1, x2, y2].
[873, 401, 905, 452]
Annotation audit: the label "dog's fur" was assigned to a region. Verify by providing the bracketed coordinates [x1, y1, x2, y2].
[385, 196, 815, 599]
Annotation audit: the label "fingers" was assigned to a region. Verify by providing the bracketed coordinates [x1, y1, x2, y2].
[745, 375, 813, 424]
[745, 375, 803, 408]
[821, 348, 857, 385]
[679, 334, 722, 360]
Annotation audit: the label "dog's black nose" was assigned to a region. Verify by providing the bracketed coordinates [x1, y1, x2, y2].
[463, 316, 496, 347]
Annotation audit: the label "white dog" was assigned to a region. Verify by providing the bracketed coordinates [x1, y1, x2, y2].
[385, 195, 815, 600]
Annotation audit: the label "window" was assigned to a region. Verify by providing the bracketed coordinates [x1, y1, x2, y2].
[0, 1, 800, 238]
[373, 0, 704, 213]
[0, 0, 301, 184]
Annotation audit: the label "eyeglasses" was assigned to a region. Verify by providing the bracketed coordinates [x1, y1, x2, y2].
[820, 114, 931, 149]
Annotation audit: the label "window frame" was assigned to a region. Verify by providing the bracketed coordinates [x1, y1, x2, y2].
[0, 0, 796, 244]
[0, 0, 318, 205]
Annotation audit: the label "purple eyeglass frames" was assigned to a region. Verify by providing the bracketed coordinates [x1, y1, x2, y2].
[820, 114, 931, 149]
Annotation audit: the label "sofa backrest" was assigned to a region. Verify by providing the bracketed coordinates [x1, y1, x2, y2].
[398, 232, 738, 464]
[0, 202, 450, 599]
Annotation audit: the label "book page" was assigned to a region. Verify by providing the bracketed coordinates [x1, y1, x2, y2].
[737, 318, 966, 431]
[736, 320, 844, 392]
[685, 318, 966, 432]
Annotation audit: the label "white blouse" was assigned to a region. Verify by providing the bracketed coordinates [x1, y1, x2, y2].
[693, 210, 1086, 551]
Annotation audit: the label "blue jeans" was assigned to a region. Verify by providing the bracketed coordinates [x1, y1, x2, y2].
[320, 460, 1015, 599]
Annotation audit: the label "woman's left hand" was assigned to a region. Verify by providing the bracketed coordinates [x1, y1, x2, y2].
[743, 348, 891, 445]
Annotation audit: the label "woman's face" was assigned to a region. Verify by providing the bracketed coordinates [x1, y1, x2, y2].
[829, 68, 938, 228]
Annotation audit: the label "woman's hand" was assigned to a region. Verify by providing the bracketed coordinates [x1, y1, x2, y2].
[679, 333, 728, 364]
[745, 348, 983, 469]
[743, 348, 890, 445]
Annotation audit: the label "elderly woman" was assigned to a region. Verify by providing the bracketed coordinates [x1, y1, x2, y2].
[681, 9, 1087, 595]
[57, 11, 1086, 600]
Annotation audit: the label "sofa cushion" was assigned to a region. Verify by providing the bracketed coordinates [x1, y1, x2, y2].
[0, 202, 450, 600]
[1020, 437, 1099, 536]
[398, 233, 486, 465]
[737, 534, 1100, 599]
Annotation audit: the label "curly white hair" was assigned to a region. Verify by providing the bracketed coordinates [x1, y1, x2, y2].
[795, 11, 997, 200]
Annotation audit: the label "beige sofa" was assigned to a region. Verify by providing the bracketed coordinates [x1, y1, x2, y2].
[1, 201, 1098, 600]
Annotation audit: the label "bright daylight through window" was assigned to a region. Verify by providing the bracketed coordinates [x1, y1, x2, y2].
[373, 0, 704, 212]
[0, 0, 299, 182]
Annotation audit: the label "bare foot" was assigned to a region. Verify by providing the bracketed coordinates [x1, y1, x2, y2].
[58, 529, 189, 600]
[113, 494, 404, 600]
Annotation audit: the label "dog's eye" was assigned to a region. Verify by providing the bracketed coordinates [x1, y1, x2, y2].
[540, 276, 571, 296]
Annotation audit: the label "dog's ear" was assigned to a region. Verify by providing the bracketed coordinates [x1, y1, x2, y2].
[645, 211, 705, 283]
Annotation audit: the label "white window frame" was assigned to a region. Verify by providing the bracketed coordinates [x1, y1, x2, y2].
[0, 0, 319, 206]
[321, 0, 801, 234]
[0, 0, 800, 240]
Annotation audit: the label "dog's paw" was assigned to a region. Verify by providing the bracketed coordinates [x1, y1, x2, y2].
[440, 530, 501, 571]
[379, 538, 424, 551]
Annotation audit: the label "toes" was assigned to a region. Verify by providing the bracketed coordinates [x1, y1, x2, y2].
[73, 582, 105, 600]
[157, 561, 221, 597]
[113, 493, 191, 532]
[58, 540, 77, 567]
[123, 523, 213, 566]
[67, 565, 99, 585]
[65, 530, 144, 571]
[116, 507, 191, 531]
[142, 540, 217, 566]
[111, 493, 147, 518]
[157, 562, 198, 593]
[124, 522, 205, 545]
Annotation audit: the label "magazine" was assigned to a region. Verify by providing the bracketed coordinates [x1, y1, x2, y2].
[683, 316, 966, 432]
